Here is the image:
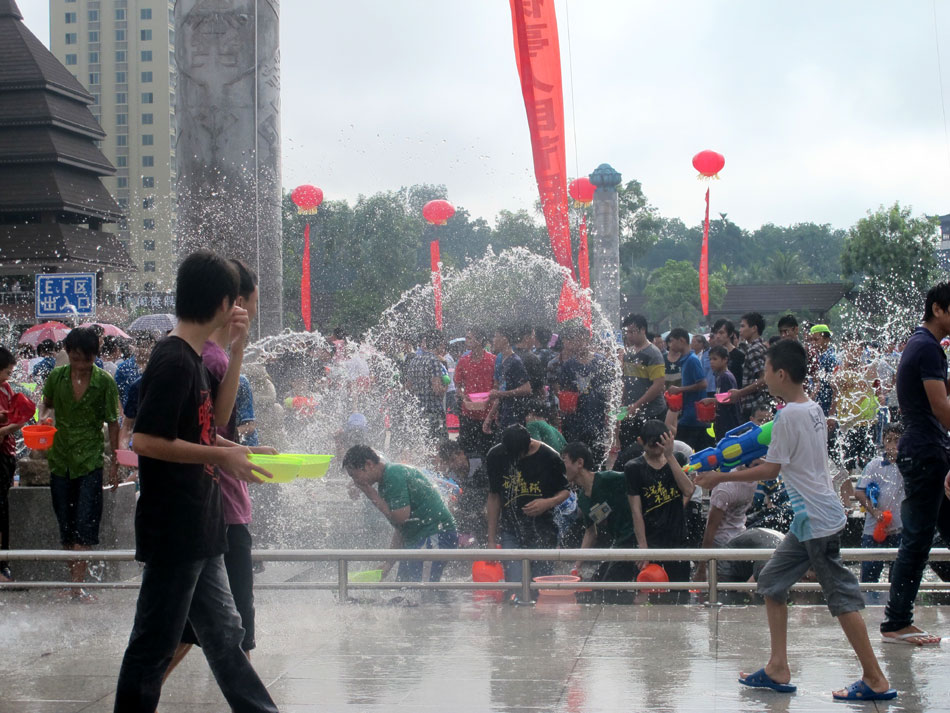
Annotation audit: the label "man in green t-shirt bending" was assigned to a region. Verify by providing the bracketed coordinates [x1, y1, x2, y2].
[562, 440, 638, 603]
[343, 445, 458, 582]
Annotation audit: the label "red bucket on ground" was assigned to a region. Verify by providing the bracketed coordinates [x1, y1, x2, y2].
[472, 560, 505, 602]
[695, 401, 717, 422]
[637, 563, 669, 594]
[557, 391, 579, 413]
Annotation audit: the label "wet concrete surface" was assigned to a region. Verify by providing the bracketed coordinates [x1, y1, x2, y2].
[0, 585, 947, 713]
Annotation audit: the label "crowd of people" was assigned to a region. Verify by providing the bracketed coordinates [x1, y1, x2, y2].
[3, 249, 950, 705]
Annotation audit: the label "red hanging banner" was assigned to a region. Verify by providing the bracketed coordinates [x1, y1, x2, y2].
[510, 0, 573, 278]
[300, 222, 312, 331]
[700, 188, 710, 316]
[430, 240, 443, 330]
[578, 214, 590, 289]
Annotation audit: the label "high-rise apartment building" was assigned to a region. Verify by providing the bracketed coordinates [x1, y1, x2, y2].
[49, 0, 176, 294]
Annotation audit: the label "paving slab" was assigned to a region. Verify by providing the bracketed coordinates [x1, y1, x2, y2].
[0, 588, 947, 712]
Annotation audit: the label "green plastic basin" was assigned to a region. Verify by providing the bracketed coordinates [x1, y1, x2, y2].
[247, 454, 301, 483]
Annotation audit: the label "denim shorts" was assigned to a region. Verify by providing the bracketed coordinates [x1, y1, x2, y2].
[49, 469, 103, 547]
[757, 531, 864, 616]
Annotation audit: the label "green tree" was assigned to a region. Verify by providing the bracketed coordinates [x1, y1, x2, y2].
[764, 251, 813, 283]
[841, 202, 939, 284]
[752, 222, 846, 282]
[840, 202, 940, 338]
[643, 259, 727, 329]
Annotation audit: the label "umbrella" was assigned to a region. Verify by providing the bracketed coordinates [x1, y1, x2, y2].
[79, 322, 131, 339]
[19, 321, 71, 348]
[128, 313, 176, 333]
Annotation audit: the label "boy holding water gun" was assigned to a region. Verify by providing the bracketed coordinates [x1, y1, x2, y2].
[854, 423, 904, 584]
[694, 340, 895, 702]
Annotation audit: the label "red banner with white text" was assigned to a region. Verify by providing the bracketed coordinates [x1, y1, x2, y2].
[700, 188, 710, 316]
[510, 0, 573, 278]
[300, 222, 312, 331]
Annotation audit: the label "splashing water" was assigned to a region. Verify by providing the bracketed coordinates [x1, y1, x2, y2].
[242, 248, 624, 550]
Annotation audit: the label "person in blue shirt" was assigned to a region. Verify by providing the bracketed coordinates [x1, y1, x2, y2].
[665, 328, 709, 451]
[235, 374, 259, 447]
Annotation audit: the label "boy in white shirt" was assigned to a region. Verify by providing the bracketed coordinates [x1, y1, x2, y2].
[695, 340, 895, 702]
[854, 423, 904, 583]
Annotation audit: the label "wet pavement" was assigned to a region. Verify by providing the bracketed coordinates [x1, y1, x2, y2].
[0, 586, 947, 713]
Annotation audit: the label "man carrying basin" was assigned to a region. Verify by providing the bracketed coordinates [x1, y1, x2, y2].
[113, 251, 277, 713]
[343, 444, 458, 583]
[164, 258, 278, 684]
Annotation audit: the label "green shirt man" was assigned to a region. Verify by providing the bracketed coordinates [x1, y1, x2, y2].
[43, 364, 119, 478]
[526, 419, 567, 454]
[576, 470, 636, 545]
[378, 464, 456, 545]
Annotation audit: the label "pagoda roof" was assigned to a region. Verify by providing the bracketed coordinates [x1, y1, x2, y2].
[0, 164, 122, 220]
[0, 126, 114, 174]
[0, 222, 134, 274]
[0, 1, 93, 105]
[0, 90, 105, 139]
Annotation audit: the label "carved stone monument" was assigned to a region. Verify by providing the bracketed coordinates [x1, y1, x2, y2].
[176, 0, 282, 336]
[589, 163, 622, 326]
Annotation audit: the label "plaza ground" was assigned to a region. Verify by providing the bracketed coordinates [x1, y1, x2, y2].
[1, 571, 947, 713]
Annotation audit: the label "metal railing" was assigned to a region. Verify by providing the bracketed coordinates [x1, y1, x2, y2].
[2, 548, 949, 605]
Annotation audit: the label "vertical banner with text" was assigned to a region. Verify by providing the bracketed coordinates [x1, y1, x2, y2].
[700, 188, 710, 316]
[510, 0, 573, 278]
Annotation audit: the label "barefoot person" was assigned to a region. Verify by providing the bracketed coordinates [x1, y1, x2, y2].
[880, 283, 950, 646]
[695, 340, 896, 701]
[113, 251, 278, 713]
[41, 327, 120, 600]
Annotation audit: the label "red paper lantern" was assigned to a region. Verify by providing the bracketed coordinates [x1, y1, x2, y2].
[692, 150, 725, 178]
[568, 177, 596, 206]
[422, 199, 455, 226]
[292, 184, 324, 215]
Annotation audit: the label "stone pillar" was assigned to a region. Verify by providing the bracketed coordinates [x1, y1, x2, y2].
[176, 0, 283, 337]
[589, 163, 622, 326]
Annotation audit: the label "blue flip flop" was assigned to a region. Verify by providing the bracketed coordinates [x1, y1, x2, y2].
[739, 668, 797, 693]
[832, 680, 897, 701]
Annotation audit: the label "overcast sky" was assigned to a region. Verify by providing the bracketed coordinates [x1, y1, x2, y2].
[19, 0, 950, 231]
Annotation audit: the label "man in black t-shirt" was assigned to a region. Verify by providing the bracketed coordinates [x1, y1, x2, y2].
[625, 419, 696, 600]
[881, 284, 950, 646]
[486, 425, 570, 597]
[114, 251, 278, 713]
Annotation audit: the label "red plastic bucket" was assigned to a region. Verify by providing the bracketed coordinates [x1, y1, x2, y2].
[558, 391, 579, 413]
[472, 560, 505, 602]
[696, 401, 717, 422]
[664, 391, 683, 411]
[22, 424, 56, 450]
[637, 563, 670, 594]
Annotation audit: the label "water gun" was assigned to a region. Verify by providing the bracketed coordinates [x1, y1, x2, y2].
[865, 482, 893, 543]
[873, 510, 893, 543]
[685, 420, 774, 474]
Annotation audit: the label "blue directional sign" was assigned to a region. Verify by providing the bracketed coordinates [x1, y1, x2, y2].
[35, 273, 97, 321]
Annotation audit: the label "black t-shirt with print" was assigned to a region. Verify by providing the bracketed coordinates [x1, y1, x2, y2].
[133, 336, 226, 563]
[624, 455, 687, 548]
[487, 440, 568, 546]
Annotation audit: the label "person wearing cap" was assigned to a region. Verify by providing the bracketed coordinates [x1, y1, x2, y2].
[808, 324, 837, 417]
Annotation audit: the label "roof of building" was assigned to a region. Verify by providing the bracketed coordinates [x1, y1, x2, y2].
[0, 0, 123, 234]
[0, 90, 105, 139]
[0, 127, 115, 174]
[0, 222, 135, 273]
[0, 3, 93, 104]
[0, 164, 122, 219]
[622, 282, 853, 320]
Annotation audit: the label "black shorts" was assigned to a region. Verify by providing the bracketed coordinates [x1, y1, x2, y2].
[181, 523, 256, 651]
[49, 470, 103, 547]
